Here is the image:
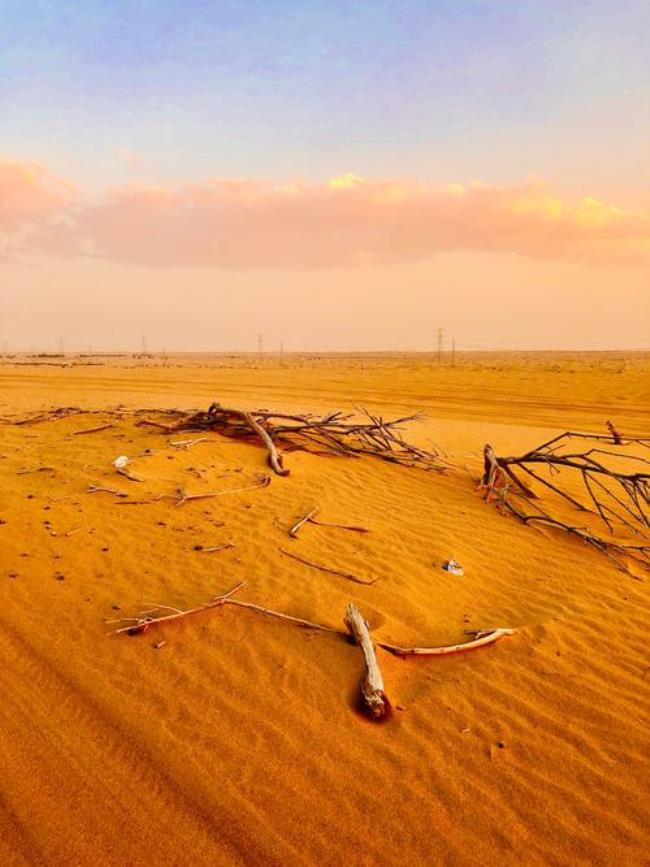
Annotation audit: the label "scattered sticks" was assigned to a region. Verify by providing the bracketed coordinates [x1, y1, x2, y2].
[108, 584, 515, 721]
[3, 401, 446, 478]
[309, 518, 369, 534]
[109, 582, 516, 658]
[280, 547, 378, 585]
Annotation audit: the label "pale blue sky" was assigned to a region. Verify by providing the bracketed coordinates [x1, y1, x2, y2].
[2, 0, 648, 205]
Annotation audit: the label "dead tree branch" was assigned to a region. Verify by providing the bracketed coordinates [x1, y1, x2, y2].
[289, 506, 370, 538]
[480, 431, 650, 574]
[108, 585, 515, 662]
[136, 402, 447, 475]
[279, 547, 378, 585]
[344, 603, 390, 720]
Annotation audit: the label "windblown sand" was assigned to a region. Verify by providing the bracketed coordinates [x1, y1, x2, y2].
[0, 352, 648, 865]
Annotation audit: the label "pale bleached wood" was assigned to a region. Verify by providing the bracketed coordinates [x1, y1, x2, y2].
[379, 628, 515, 656]
[289, 506, 320, 537]
[343, 603, 389, 720]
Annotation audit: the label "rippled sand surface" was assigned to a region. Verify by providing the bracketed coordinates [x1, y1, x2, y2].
[0, 352, 648, 865]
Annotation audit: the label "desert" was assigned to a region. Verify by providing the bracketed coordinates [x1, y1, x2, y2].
[0, 351, 648, 865]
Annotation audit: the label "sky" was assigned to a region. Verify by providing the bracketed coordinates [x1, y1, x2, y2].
[1, 0, 649, 351]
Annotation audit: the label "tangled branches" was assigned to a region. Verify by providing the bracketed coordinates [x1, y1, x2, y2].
[3, 402, 447, 476]
[136, 403, 447, 475]
[480, 429, 650, 575]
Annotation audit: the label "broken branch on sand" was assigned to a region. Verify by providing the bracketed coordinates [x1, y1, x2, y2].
[379, 628, 515, 656]
[289, 506, 370, 538]
[109, 581, 514, 657]
[107, 581, 247, 635]
[109, 583, 508, 721]
[200, 542, 235, 553]
[310, 518, 369, 533]
[169, 437, 213, 449]
[159, 474, 271, 506]
[73, 423, 115, 435]
[344, 603, 390, 719]
[136, 402, 446, 476]
[479, 432, 650, 574]
[289, 507, 320, 537]
[3, 402, 446, 477]
[87, 484, 129, 498]
[279, 547, 378, 585]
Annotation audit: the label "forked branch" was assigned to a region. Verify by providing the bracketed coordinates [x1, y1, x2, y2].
[480, 430, 650, 575]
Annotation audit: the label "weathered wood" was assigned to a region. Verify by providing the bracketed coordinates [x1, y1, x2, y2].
[207, 405, 289, 476]
[280, 548, 378, 585]
[73, 423, 115, 435]
[289, 506, 320, 537]
[309, 518, 370, 533]
[107, 581, 247, 635]
[380, 628, 514, 656]
[344, 603, 389, 720]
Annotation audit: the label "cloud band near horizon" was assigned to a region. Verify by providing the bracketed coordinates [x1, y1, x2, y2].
[1, 159, 648, 269]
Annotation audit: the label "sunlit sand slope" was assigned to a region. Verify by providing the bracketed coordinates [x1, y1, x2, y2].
[0, 353, 648, 865]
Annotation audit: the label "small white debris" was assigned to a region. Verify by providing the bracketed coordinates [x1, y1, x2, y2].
[442, 559, 464, 577]
[112, 455, 130, 469]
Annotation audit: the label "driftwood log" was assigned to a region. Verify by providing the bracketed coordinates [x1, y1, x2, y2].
[343, 603, 390, 720]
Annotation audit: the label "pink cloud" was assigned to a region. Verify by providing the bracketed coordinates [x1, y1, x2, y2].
[75, 175, 650, 268]
[2, 160, 648, 268]
[0, 160, 75, 256]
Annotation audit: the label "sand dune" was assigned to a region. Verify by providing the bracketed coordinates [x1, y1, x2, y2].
[0, 353, 648, 865]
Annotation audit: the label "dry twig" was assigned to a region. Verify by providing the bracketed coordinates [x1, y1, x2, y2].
[73, 423, 115, 435]
[87, 484, 129, 498]
[279, 547, 378, 585]
[200, 542, 235, 553]
[289, 506, 369, 537]
[289, 507, 320, 537]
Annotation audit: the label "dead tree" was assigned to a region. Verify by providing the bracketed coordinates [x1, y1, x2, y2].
[136, 403, 447, 475]
[4, 402, 447, 477]
[480, 430, 650, 574]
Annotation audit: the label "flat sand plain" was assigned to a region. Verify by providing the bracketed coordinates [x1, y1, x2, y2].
[0, 352, 648, 865]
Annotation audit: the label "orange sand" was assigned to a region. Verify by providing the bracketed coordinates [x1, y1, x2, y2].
[0, 352, 648, 865]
